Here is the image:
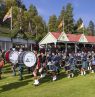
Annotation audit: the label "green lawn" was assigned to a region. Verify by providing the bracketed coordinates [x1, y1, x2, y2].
[0, 65, 95, 97]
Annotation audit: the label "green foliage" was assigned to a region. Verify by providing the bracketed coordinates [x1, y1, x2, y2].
[28, 4, 38, 18]
[57, 3, 74, 33]
[0, 26, 11, 37]
[87, 20, 95, 36]
[75, 18, 83, 34]
[57, 6, 65, 32]
[64, 3, 74, 33]
[48, 15, 58, 32]
[0, 1, 47, 41]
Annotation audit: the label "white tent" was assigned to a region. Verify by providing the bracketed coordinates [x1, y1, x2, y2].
[39, 32, 58, 46]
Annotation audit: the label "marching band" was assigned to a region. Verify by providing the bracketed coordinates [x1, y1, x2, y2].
[1, 46, 95, 86]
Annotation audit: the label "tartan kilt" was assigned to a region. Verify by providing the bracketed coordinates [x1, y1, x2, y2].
[82, 61, 88, 69]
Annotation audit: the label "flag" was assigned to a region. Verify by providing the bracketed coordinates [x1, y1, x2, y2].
[58, 21, 64, 29]
[77, 22, 84, 30]
[3, 7, 12, 22]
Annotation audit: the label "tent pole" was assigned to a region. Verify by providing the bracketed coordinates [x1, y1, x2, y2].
[46, 43, 47, 52]
[65, 43, 67, 53]
[75, 43, 77, 53]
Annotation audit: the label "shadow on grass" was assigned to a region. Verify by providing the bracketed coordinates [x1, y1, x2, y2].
[24, 74, 33, 80]
[57, 71, 67, 80]
[39, 71, 67, 85]
[0, 79, 32, 93]
[39, 75, 52, 84]
[1, 76, 8, 80]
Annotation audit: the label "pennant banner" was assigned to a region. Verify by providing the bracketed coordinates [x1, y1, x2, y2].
[3, 7, 12, 22]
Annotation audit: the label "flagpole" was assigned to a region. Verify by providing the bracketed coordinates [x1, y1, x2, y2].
[10, 6, 13, 48]
[83, 26, 85, 34]
[36, 25, 37, 40]
[19, 7, 22, 30]
[48, 24, 49, 32]
[62, 18, 64, 32]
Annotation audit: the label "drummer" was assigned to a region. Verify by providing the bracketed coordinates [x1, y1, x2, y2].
[18, 48, 24, 80]
[11, 47, 17, 76]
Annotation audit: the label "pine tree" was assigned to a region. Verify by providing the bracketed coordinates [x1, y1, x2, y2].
[57, 6, 65, 32]
[76, 18, 83, 34]
[48, 15, 58, 32]
[88, 20, 95, 36]
[65, 3, 74, 33]
[28, 4, 38, 18]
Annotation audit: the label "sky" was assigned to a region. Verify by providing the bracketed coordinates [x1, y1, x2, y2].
[22, 0, 95, 26]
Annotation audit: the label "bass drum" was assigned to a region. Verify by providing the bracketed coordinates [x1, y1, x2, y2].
[9, 51, 19, 64]
[18, 51, 36, 67]
[5, 50, 11, 63]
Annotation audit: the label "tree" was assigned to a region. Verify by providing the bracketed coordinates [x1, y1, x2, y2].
[75, 18, 88, 35]
[57, 6, 65, 32]
[28, 4, 38, 18]
[3, 0, 16, 9]
[48, 15, 58, 32]
[19, 4, 47, 41]
[16, 0, 26, 10]
[0, 1, 48, 41]
[64, 3, 74, 33]
[16, 0, 22, 7]
[75, 18, 83, 34]
[33, 15, 47, 41]
[0, 1, 5, 26]
[87, 20, 95, 36]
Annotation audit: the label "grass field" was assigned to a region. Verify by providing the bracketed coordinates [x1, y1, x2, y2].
[1, 65, 95, 97]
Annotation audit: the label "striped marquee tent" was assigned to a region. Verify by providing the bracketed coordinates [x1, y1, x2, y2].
[39, 32, 95, 52]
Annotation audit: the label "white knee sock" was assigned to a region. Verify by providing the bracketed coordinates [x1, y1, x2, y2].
[81, 71, 83, 75]
[83, 71, 86, 75]
[53, 75, 57, 81]
[34, 79, 39, 85]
